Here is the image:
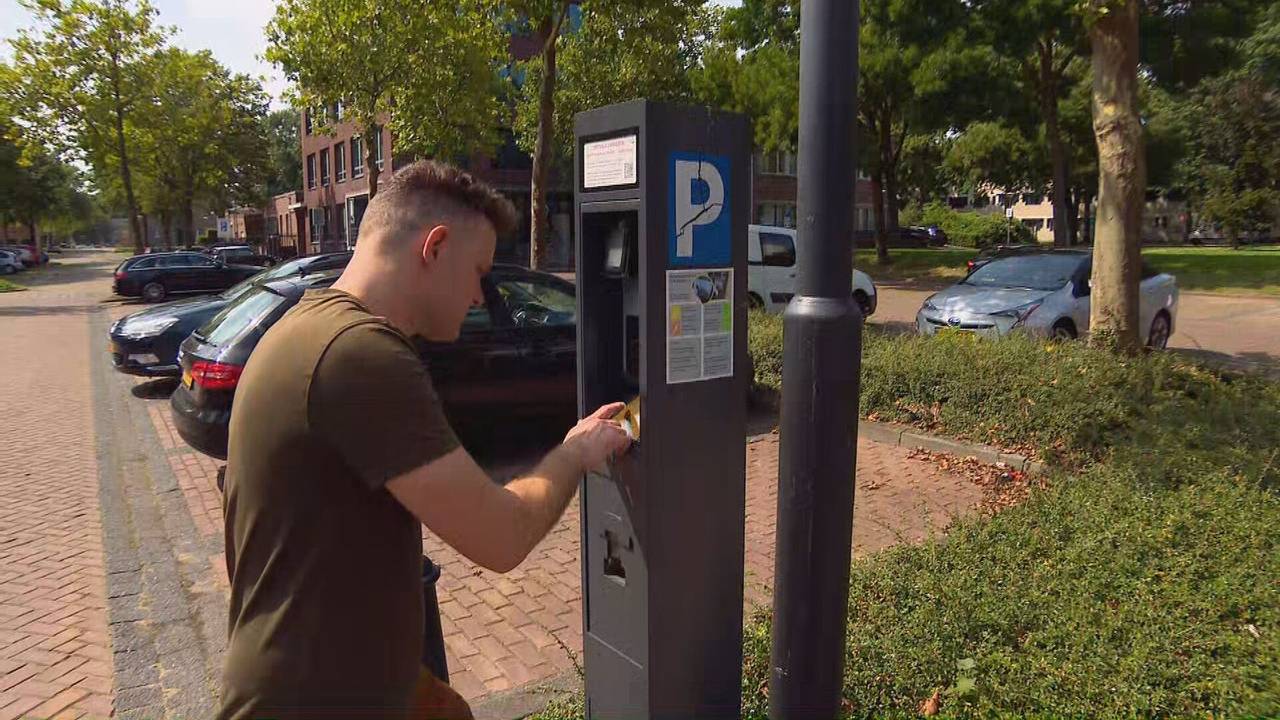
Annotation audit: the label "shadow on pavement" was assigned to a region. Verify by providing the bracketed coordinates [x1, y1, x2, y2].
[131, 377, 180, 399]
[1172, 347, 1280, 379]
[0, 304, 98, 317]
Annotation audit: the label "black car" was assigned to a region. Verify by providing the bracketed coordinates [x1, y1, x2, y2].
[171, 264, 578, 460]
[113, 251, 262, 302]
[210, 245, 278, 267]
[966, 243, 1042, 273]
[108, 252, 353, 377]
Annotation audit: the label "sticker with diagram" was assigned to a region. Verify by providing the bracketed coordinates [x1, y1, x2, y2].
[666, 268, 733, 384]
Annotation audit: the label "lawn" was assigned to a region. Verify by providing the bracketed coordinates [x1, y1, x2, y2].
[0, 277, 26, 292]
[854, 247, 977, 283]
[1143, 245, 1280, 296]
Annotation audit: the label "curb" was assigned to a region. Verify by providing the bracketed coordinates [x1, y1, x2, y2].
[472, 670, 580, 720]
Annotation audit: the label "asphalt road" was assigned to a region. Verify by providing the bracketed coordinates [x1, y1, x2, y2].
[870, 282, 1280, 375]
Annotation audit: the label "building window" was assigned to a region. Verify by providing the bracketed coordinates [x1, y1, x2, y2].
[320, 148, 330, 186]
[756, 148, 797, 176]
[304, 110, 312, 135]
[373, 128, 385, 170]
[352, 136, 365, 178]
[857, 207, 873, 232]
[332, 102, 342, 122]
[335, 142, 346, 182]
[756, 202, 797, 228]
[306, 153, 316, 189]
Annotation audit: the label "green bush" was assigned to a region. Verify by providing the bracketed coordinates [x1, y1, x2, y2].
[920, 201, 1035, 248]
[749, 314, 1280, 472]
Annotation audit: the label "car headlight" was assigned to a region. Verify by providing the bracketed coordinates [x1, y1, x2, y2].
[120, 316, 179, 338]
[922, 296, 940, 313]
[992, 301, 1043, 324]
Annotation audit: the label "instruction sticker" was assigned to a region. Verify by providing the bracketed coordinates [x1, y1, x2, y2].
[666, 269, 734, 384]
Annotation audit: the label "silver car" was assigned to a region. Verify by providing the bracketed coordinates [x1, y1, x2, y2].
[916, 250, 1179, 348]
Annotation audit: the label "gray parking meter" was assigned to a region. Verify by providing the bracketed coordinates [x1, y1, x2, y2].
[574, 100, 750, 719]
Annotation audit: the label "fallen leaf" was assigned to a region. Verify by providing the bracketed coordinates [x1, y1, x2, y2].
[919, 689, 942, 716]
[1246, 624, 1261, 639]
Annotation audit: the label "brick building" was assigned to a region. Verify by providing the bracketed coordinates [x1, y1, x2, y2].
[263, 191, 306, 258]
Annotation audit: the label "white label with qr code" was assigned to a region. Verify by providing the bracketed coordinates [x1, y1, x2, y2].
[583, 134, 638, 189]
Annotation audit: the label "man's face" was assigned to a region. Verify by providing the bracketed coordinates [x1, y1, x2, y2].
[414, 214, 496, 342]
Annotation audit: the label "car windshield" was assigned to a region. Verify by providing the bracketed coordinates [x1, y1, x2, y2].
[198, 286, 288, 347]
[220, 257, 311, 301]
[962, 254, 1084, 291]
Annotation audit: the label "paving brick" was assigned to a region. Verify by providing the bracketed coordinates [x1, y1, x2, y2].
[0, 695, 42, 720]
[29, 687, 89, 719]
[0, 265, 115, 718]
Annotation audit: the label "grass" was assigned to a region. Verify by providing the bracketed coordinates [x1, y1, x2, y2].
[0, 277, 26, 292]
[535, 322, 1280, 720]
[1143, 245, 1280, 296]
[855, 247, 978, 283]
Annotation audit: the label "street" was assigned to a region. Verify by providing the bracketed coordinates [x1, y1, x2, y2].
[1, 252, 1001, 718]
[867, 280, 1280, 375]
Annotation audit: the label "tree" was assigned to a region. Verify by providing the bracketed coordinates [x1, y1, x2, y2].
[263, 110, 303, 197]
[943, 121, 1043, 203]
[510, 0, 711, 267]
[1180, 73, 1280, 249]
[971, 0, 1087, 247]
[132, 48, 270, 246]
[265, 0, 506, 200]
[1086, 0, 1146, 352]
[10, 0, 167, 254]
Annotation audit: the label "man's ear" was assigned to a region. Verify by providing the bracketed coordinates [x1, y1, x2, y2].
[421, 224, 449, 265]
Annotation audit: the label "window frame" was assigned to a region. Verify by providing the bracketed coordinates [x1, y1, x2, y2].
[334, 142, 346, 182]
[306, 154, 316, 189]
[320, 148, 330, 186]
[351, 136, 365, 178]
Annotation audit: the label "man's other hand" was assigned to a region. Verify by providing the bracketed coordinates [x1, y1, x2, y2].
[564, 403, 631, 474]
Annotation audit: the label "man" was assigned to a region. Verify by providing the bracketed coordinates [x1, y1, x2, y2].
[218, 161, 630, 720]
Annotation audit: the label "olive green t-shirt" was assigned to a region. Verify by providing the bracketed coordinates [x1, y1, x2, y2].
[218, 288, 459, 720]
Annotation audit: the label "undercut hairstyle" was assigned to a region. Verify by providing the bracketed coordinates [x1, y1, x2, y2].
[358, 160, 518, 248]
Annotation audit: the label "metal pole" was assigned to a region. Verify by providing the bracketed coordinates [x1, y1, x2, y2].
[769, 0, 860, 717]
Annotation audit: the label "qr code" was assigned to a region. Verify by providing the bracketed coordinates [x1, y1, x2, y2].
[622, 161, 634, 179]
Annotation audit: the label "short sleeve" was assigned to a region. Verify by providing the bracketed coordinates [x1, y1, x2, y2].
[309, 322, 460, 489]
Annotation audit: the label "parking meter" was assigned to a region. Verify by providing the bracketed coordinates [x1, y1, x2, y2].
[574, 100, 750, 719]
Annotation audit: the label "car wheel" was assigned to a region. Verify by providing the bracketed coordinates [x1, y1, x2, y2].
[853, 290, 871, 320]
[1147, 312, 1171, 350]
[142, 282, 167, 303]
[1050, 320, 1077, 341]
[748, 293, 764, 310]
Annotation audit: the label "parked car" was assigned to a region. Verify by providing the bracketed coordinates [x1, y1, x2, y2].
[113, 251, 262, 302]
[748, 224, 878, 317]
[171, 264, 578, 459]
[1, 245, 39, 266]
[916, 249, 1179, 348]
[966, 243, 1042, 273]
[0, 250, 24, 274]
[208, 245, 278, 267]
[108, 252, 353, 377]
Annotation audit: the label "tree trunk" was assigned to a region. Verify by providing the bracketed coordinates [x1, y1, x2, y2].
[1066, 186, 1081, 245]
[1088, 0, 1145, 353]
[28, 221, 38, 250]
[1039, 42, 1073, 248]
[110, 51, 143, 255]
[530, 2, 569, 270]
[871, 173, 889, 264]
[366, 125, 381, 200]
[162, 212, 173, 250]
[184, 199, 196, 246]
[141, 214, 149, 250]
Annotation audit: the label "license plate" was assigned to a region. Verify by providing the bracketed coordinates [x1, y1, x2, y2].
[181, 369, 193, 389]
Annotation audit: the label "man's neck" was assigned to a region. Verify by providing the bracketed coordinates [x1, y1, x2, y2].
[332, 262, 416, 336]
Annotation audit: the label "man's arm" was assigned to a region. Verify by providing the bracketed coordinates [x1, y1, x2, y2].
[387, 403, 630, 573]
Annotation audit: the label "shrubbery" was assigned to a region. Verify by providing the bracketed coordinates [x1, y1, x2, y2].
[919, 201, 1036, 248]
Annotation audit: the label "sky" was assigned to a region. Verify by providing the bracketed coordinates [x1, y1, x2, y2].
[1, 0, 287, 105]
[1, 0, 740, 109]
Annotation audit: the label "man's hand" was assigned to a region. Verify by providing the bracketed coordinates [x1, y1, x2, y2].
[563, 402, 632, 474]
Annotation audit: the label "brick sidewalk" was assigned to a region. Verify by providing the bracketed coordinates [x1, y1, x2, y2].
[149, 406, 981, 705]
[0, 265, 115, 720]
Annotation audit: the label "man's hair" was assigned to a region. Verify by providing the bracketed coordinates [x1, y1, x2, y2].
[359, 160, 518, 246]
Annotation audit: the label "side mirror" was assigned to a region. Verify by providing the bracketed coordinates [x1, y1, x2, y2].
[1075, 279, 1091, 297]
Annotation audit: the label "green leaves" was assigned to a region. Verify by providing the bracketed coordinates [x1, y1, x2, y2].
[265, 0, 507, 167]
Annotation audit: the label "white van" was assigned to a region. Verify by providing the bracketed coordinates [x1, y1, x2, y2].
[747, 224, 877, 317]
